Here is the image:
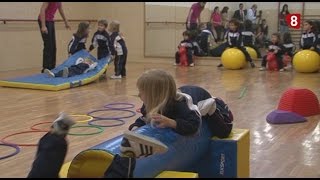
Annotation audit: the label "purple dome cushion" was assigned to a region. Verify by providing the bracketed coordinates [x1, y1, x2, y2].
[266, 110, 307, 124]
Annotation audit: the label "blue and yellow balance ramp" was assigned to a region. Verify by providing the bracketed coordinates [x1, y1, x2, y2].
[59, 122, 250, 178]
[0, 50, 109, 91]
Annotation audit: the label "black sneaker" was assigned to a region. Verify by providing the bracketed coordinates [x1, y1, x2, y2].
[120, 131, 168, 158]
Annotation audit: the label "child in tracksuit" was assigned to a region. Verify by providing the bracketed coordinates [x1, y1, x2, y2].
[281, 32, 295, 70]
[241, 20, 262, 58]
[196, 22, 217, 56]
[216, 19, 256, 68]
[89, 19, 116, 60]
[27, 70, 233, 178]
[259, 33, 284, 71]
[109, 20, 128, 79]
[300, 20, 319, 54]
[44, 57, 98, 78]
[175, 31, 195, 67]
[68, 22, 90, 56]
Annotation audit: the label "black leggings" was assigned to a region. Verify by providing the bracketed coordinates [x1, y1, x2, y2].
[114, 51, 128, 76]
[209, 43, 253, 63]
[27, 133, 134, 178]
[38, 20, 56, 71]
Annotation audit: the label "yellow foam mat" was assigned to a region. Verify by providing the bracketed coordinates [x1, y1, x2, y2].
[59, 161, 71, 178]
[156, 171, 199, 178]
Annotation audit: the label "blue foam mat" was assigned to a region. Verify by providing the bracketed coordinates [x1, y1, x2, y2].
[3, 50, 109, 85]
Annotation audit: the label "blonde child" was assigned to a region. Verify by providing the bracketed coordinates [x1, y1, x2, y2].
[129, 69, 233, 139]
[109, 20, 128, 79]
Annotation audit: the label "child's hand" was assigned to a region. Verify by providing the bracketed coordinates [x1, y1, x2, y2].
[150, 113, 176, 129]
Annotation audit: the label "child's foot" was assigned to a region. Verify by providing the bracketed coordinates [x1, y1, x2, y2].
[62, 67, 69, 78]
[284, 65, 292, 71]
[217, 64, 223, 67]
[173, 62, 178, 66]
[120, 130, 168, 158]
[51, 112, 76, 136]
[259, 67, 266, 71]
[44, 69, 55, 78]
[110, 75, 122, 79]
[279, 68, 285, 72]
[250, 62, 256, 68]
[189, 63, 195, 67]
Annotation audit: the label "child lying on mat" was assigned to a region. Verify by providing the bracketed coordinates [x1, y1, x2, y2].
[44, 57, 98, 78]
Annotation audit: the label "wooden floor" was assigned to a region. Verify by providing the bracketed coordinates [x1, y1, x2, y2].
[0, 58, 320, 178]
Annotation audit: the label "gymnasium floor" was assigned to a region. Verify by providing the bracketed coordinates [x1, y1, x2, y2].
[0, 59, 319, 178]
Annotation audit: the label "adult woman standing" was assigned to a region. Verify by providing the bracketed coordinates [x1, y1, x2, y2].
[221, 6, 230, 38]
[38, 2, 70, 73]
[211, 6, 224, 42]
[279, 4, 290, 35]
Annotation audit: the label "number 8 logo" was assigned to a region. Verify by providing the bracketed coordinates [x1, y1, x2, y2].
[291, 15, 298, 27]
[286, 14, 301, 29]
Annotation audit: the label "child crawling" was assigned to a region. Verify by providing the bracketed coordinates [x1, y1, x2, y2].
[44, 57, 98, 78]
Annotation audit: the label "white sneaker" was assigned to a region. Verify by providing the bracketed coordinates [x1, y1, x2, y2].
[173, 62, 178, 66]
[120, 130, 168, 158]
[284, 65, 292, 71]
[110, 75, 122, 79]
[189, 63, 195, 67]
[279, 68, 284, 72]
[259, 67, 266, 71]
[44, 69, 55, 78]
[62, 67, 69, 78]
[51, 112, 76, 136]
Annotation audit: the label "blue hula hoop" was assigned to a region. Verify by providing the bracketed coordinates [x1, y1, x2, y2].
[104, 102, 135, 110]
[0, 143, 20, 160]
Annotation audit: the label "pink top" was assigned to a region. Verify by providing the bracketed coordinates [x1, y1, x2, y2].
[38, 2, 61, 22]
[188, 2, 203, 23]
[211, 12, 222, 27]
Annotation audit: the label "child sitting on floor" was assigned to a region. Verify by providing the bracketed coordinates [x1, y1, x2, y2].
[44, 57, 98, 78]
[174, 31, 195, 67]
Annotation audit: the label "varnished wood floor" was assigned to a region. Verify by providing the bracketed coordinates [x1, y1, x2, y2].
[0, 59, 320, 178]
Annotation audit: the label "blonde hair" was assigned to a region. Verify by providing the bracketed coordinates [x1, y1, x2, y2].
[137, 69, 179, 121]
[109, 20, 120, 33]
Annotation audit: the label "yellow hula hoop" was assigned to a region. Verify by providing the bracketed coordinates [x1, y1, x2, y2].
[70, 114, 93, 123]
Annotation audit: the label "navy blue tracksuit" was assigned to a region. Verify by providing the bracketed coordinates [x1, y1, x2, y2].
[300, 31, 320, 55]
[210, 29, 254, 65]
[175, 40, 194, 65]
[261, 42, 284, 69]
[89, 30, 116, 59]
[110, 32, 128, 77]
[241, 31, 262, 58]
[68, 34, 87, 56]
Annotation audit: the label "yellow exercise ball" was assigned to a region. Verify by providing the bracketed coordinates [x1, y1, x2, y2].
[245, 46, 258, 60]
[221, 48, 247, 70]
[293, 50, 320, 73]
